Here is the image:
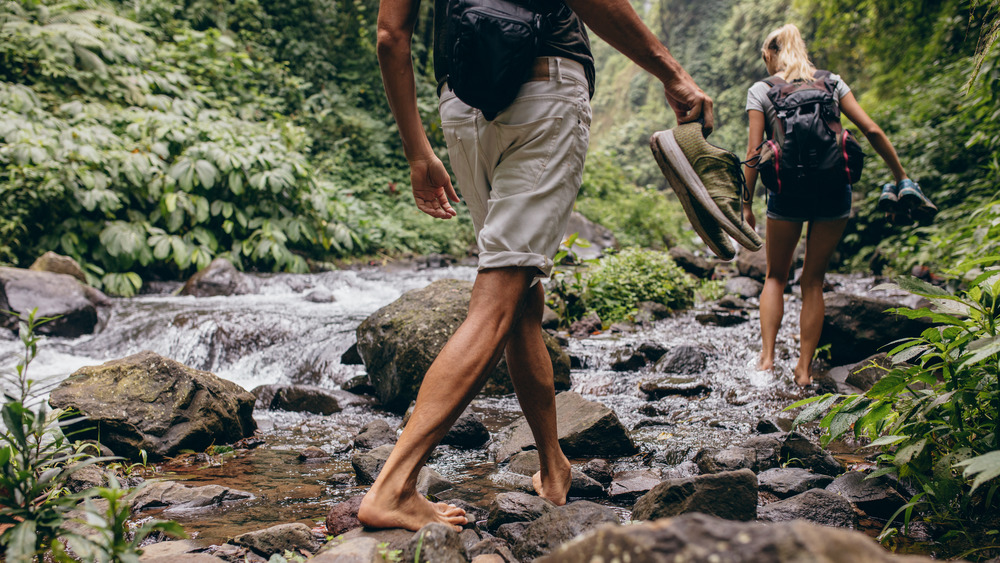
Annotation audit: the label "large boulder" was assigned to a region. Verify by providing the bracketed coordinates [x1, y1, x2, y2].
[49, 351, 257, 461]
[29, 251, 87, 283]
[0, 267, 109, 337]
[631, 469, 758, 522]
[356, 279, 571, 413]
[826, 471, 909, 519]
[820, 293, 935, 364]
[536, 512, 937, 562]
[565, 212, 618, 261]
[180, 258, 257, 297]
[493, 391, 637, 462]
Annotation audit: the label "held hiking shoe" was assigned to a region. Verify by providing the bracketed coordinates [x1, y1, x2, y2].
[650, 123, 763, 257]
[877, 182, 899, 213]
[897, 179, 937, 224]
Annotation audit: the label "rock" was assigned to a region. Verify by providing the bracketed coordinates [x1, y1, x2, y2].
[441, 409, 490, 449]
[534, 512, 936, 563]
[755, 416, 793, 434]
[334, 528, 415, 558]
[29, 251, 87, 283]
[401, 523, 469, 563]
[846, 353, 895, 391]
[49, 351, 256, 461]
[569, 312, 602, 338]
[310, 536, 380, 562]
[639, 375, 711, 398]
[718, 295, 750, 309]
[353, 419, 397, 450]
[468, 537, 517, 563]
[694, 447, 757, 474]
[654, 345, 708, 374]
[541, 305, 560, 330]
[66, 464, 109, 493]
[820, 293, 935, 364]
[633, 301, 672, 324]
[511, 501, 619, 561]
[180, 258, 257, 297]
[505, 451, 604, 497]
[826, 471, 908, 519]
[341, 343, 364, 365]
[565, 212, 618, 261]
[356, 279, 570, 412]
[493, 391, 636, 462]
[325, 496, 363, 536]
[758, 468, 835, 498]
[668, 247, 715, 279]
[142, 554, 227, 563]
[304, 287, 335, 303]
[758, 488, 858, 528]
[0, 267, 108, 337]
[487, 492, 555, 531]
[298, 446, 330, 461]
[232, 523, 319, 557]
[351, 444, 452, 495]
[326, 472, 353, 487]
[725, 276, 764, 298]
[741, 434, 782, 471]
[736, 246, 768, 282]
[580, 459, 613, 486]
[695, 312, 749, 326]
[137, 540, 212, 561]
[781, 432, 843, 476]
[131, 481, 253, 512]
[610, 348, 646, 372]
[252, 384, 341, 415]
[341, 375, 376, 396]
[631, 469, 758, 522]
[636, 342, 668, 363]
[608, 470, 661, 503]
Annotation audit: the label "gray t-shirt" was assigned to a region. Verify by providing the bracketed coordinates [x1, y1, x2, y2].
[746, 72, 851, 146]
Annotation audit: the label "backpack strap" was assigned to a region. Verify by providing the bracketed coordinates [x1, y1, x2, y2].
[762, 74, 787, 88]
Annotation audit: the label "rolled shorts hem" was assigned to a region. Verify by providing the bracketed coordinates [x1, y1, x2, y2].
[477, 251, 553, 279]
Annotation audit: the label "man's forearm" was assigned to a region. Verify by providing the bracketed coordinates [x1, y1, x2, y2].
[376, 21, 434, 162]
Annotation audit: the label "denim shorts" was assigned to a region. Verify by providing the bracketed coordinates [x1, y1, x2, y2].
[439, 57, 592, 279]
[766, 183, 852, 222]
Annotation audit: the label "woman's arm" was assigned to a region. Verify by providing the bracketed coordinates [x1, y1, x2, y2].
[838, 92, 907, 183]
[742, 109, 766, 228]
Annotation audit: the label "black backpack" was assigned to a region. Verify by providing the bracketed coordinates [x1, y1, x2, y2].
[756, 71, 864, 194]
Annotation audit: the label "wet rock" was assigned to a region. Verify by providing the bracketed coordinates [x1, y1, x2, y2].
[569, 312, 602, 338]
[637, 342, 669, 363]
[351, 444, 452, 495]
[820, 293, 935, 364]
[341, 343, 364, 366]
[826, 471, 908, 519]
[758, 467, 835, 498]
[758, 488, 858, 528]
[487, 492, 555, 531]
[325, 495, 363, 536]
[846, 353, 895, 391]
[639, 375, 711, 398]
[631, 469, 758, 522]
[137, 539, 210, 561]
[232, 523, 319, 557]
[695, 312, 750, 327]
[608, 470, 661, 503]
[356, 279, 570, 412]
[335, 527, 414, 557]
[541, 305, 560, 330]
[468, 537, 517, 563]
[142, 554, 227, 563]
[506, 451, 605, 497]
[459, 529, 482, 553]
[205, 543, 265, 563]
[736, 246, 767, 282]
[611, 348, 646, 371]
[49, 351, 256, 461]
[353, 419, 397, 450]
[180, 258, 257, 297]
[66, 464, 110, 493]
[694, 447, 757, 474]
[341, 375, 376, 397]
[400, 523, 469, 563]
[29, 251, 87, 283]
[741, 434, 782, 471]
[0, 267, 108, 337]
[252, 384, 341, 415]
[304, 287, 335, 303]
[718, 295, 750, 309]
[534, 512, 937, 563]
[569, 355, 585, 369]
[326, 472, 353, 486]
[310, 536, 380, 562]
[755, 416, 793, 434]
[654, 345, 708, 374]
[580, 459, 613, 486]
[669, 247, 715, 279]
[132, 482, 253, 512]
[725, 276, 764, 298]
[633, 301, 672, 324]
[511, 501, 620, 561]
[565, 212, 618, 261]
[298, 446, 330, 461]
[781, 432, 843, 476]
[441, 409, 490, 449]
[495, 522, 530, 547]
[661, 460, 700, 480]
[493, 391, 636, 462]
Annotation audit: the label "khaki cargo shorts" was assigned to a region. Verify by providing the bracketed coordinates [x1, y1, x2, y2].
[439, 57, 592, 280]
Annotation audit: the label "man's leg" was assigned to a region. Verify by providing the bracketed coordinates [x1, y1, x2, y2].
[505, 283, 572, 505]
[358, 266, 537, 532]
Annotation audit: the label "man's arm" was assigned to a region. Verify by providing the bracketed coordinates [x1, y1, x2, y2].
[377, 0, 459, 219]
[563, 0, 713, 132]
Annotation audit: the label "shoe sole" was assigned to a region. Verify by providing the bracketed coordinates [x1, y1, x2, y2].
[650, 131, 735, 260]
[877, 196, 897, 213]
[898, 191, 937, 224]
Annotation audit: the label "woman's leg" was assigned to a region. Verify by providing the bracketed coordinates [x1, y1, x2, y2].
[794, 218, 848, 385]
[758, 218, 803, 371]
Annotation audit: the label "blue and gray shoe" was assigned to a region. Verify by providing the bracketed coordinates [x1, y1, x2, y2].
[877, 182, 898, 213]
[897, 179, 937, 223]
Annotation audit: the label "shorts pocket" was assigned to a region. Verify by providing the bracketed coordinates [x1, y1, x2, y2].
[492, 116, 564, 197]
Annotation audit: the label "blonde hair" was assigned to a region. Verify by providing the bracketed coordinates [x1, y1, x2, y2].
[761, 24, 816, 82]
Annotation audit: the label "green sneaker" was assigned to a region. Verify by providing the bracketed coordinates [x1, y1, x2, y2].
[651, 129, 735, 260]
[897, 179, 937, 224]
[651, 124, 763, 255]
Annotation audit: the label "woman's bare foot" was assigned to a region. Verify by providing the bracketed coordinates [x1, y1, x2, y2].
[793, 367, 812, 387]
[357, 486, 467, 532]
[757, 354, 774, 371]
[532, 457, 572, 506]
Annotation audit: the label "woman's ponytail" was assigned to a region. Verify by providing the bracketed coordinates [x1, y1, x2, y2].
[761, 24, 816, 82]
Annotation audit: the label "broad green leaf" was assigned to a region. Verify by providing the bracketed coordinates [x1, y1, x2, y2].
[8, 519, 38, 563]
[955, 450, 1000, 493]
[960, 334, 1000, 367]
[792, 394, 839, 427]
[894, 438, 927, 466]
[195, 159, 217, 189]
[867, 435, 908, 448]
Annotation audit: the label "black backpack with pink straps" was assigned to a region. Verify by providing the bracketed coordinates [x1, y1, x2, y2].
[756, 70, 865, 194]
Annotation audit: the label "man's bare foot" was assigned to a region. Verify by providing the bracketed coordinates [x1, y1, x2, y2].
[532, 457, 572, 506]
[358, 487, 467, 532]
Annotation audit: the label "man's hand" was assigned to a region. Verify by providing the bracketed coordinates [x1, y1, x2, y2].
[410, 157, 459, 219]
[663, 73, 714, 135]
[742, 203, 756, 230]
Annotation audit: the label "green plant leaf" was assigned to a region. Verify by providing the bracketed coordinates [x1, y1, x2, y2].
[955, 450, 1000, 493]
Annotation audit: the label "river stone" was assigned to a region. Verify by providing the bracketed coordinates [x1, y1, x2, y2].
[137, 540, 212, 561]
[49, 351, 256, 461]
[505, 451, 605, 497]
[233, 523, 319, 557]
[180, 258, 257, 297]
[654, 345, 708, 374]
[341, 343, 364, 365]
[669, 247, 715, 279]
[400, 523, 469, 563]
[695, 312, 750, 326]
[611, 348, 646, 371]
[252, 384, 341, 415]
[142, 555, 226, 563]
[694, 446, 758, 474]
[781, 431, 843, 476]
[569, 312, 602, 338]
[636, 342, 668, 363]
[441, 409, 490, 449]
[565, 212, 618, 261]
[356, 279, 570, 413]
[718, 295, 750, 309]
[351, 444, 452, 495]
[826, 471, 908, 519]
[353, 419, 397, 450]
[736, 246, 767, 281]
[534, 512, 936, 563]
[29, 251, 87, 283]
[132, 481, 253, 512]
[304, 287, 335, 303]
[310, 536, 380, 563]
[756, 416, 794, 434]
[639, 375, 711, 398]
[325, 495, 363, 536]
[820, 292, 935, 364]
[758, 467, 836, 498]
[725, 276, 764, 298]
[631, 469, 758, 522]
[846, 352, 895, 391]
[493, 391, 636, 462]
[336, 527, 417, 557]
[758, 488, 858, 528]
[742, 434, 782, 471]
[0, 267, 108, 337]
[608, 469, 661, 503]
[487, 491, 555, 531]
[468, 537, 517, 563]
[580, 459, 613, 486]
[511, 501, 620, 561]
